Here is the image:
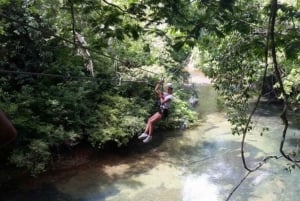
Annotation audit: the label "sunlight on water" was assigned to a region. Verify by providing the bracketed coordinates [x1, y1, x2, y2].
[182, 174, 219, 201]
[251, 172, 270, 185]
[3, 84, 300, 201]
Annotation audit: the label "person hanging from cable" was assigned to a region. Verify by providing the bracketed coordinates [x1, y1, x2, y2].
[0, 110, 17, 146]
[138, 80, 173, 143]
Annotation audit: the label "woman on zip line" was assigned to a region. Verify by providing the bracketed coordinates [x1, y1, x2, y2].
[138, 80, 173, 143]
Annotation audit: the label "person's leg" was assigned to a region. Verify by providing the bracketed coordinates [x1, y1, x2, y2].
[139, 112, 162, 142]
[142, 113, 161, 143]
[147, 112, 162, 136]
[143, 119, 150, 134]
[138, 112, 157, 139]
[144, 112, 160, 133]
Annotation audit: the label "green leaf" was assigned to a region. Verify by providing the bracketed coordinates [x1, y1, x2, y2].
[173, 41, 185, 51]
[285, 40, 300, 59]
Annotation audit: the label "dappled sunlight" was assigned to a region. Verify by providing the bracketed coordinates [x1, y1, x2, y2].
[3, 85, 300, 201]
[1, 1, 300, 201]
[182, 174, 220, 201]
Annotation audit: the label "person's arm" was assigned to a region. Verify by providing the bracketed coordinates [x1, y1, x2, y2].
[0, 111, 17, 145]
[155, 80, 163, 95]
[160, 94, 172, 105]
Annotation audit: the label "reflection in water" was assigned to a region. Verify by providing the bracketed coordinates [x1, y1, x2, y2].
[2, 85, 300, 201]
[251, 172, 270, 185]
[182, 174, 219, 201]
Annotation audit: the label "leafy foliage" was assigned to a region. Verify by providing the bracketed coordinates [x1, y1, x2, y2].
[2, 0, 299, 177]
[89, 93, 146, 147]
[196, 0, 300, 137]
[0, 0, 198, 175]
[200, 31, 264, 135]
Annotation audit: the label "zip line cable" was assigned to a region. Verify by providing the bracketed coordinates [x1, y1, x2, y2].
[0, 69, 157, 87]
[0, 69, 95, 80]
[0, 12, 120, 64]
[1, 9, 195, 85]
[0, 12, 161, 77]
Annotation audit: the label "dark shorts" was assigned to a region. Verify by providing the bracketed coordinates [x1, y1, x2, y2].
[158, 108, 169, 119]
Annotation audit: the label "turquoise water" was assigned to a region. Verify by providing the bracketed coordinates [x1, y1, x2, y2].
[1, 85, 300, 201]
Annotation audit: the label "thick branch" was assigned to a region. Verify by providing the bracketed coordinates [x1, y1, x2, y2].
[102, 0, 126, 12]
[269, 0, 300, 163]
[240, 0, 274, 172]
[234, 1, 300, 199]
[225, 171, 251, 201]
[226, 155, 283, 201]
[68, 0, 76, 47]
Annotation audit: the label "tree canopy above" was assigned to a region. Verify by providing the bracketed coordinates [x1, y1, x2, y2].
[1, 0, 300, 178]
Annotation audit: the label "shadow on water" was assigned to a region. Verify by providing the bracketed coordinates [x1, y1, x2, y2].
[0, 136, 171, 201]
[0, 184, 77, 201]
[2, 85, 300, 201]
[252, 100, 300, 130]
[249, 100, 300, 153]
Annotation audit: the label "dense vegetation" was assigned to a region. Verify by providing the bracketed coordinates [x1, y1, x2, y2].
[197, 0, 300, 173]
[1, 0, 300, 178]
[0, 0, 199, 175]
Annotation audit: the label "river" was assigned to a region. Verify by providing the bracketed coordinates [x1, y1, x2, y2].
[1, 79, 300, 201]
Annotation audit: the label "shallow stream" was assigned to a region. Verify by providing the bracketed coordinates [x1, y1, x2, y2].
[1, 84, 300, 201]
